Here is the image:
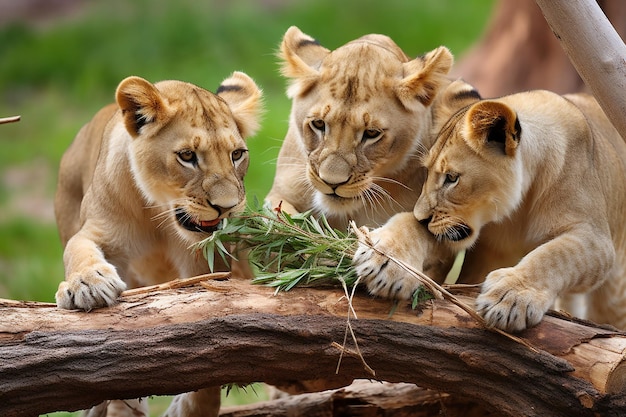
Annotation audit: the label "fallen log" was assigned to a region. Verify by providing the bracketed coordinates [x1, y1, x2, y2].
[1, 276, 625, 417]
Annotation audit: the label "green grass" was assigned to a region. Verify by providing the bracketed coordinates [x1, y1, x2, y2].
[0, 0, 494, 414]
[0, 0, 494, 304]
[0, 219, 63, 301]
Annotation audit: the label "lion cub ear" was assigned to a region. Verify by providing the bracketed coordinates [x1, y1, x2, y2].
[116, 76, 168, 138]
[217, 71, 263, 139]
[463, 101, 521, 157]
[396, 46, 453, 109]
[279, 26, 330, 97]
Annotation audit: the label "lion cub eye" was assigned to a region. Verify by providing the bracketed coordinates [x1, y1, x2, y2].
[310, 119, 326, 132]
[231, 149, 247, 163]
[176, 150, 198, 166]
[444, 172, 459, 185]
[362, 128, 382, 142]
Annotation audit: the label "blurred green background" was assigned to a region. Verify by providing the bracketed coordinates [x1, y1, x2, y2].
[0, 0, 494, 414]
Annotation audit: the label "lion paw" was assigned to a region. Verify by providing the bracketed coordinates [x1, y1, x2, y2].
[55, 263, 127, 310]
[475, 267, 554, 332]
[353, 225, 419, 301]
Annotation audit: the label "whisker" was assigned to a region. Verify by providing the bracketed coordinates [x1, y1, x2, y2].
[370, 176, 413, 192]
[439, 214, 469, 241]
[270, 155, 307, 165]
[411, 140, 432, 159]
[369, 183, 404, 211]
[147, 199, 189, 231]
[151, 206, 176, 219]
[358, 188, 378, 221]
[359, 186, 393, 222]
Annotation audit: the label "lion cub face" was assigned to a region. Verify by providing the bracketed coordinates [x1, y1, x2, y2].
[116, 73, 262, 243]
[279, 26, 453, 217]
[414, 101, 523, 251]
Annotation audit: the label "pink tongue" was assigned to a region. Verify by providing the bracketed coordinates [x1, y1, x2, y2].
[200, 219, 221, 228]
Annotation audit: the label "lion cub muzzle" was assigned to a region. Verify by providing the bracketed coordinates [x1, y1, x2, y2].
[418, 215, 474, 242]
[174, 208, 222, 233]
[318, 155, 352, 187]
[175, 178, 244, 234]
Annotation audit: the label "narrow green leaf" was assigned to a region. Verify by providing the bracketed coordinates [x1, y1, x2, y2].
[196, 201, 362, 294]
[205, 240, 216, 273]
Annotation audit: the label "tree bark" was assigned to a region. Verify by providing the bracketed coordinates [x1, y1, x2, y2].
[1, 277, 625, 417]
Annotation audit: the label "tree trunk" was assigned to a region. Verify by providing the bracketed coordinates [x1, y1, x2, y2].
[1, 277, 625, 417]
[534, 0, 626, 142]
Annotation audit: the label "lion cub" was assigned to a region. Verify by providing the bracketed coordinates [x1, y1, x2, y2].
[266, 26, 480, 234]
[262, 25, 479, 396]
[355, 91, 626, 332]
[54, 73, 262, 416]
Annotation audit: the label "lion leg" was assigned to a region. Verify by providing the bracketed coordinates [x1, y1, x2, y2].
[554, 293, 588, 319]
[476, 226, 615, 332]
[83, 399, 148, 417]
[587, 269, 626, 330]
[162, 387, 221, 417]
[56, 225, 127, 311]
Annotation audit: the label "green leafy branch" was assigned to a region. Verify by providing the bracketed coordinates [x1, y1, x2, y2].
[196, 201, 434, 309]
[197, 201, 359, 292]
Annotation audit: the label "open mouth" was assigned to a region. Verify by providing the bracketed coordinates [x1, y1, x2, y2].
[421, 217, 472, 242]
[175, 208, 222, 233]
[444, 224, 473, 241]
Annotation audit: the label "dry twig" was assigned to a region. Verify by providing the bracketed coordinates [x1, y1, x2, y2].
[121, 272, 231, 296]
[0, 116, 20, 125]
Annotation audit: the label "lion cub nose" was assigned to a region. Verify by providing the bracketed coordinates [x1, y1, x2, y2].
[207, 197, 238, 215]
[206, 182, 240, 214]
[319, 156, 351, 186]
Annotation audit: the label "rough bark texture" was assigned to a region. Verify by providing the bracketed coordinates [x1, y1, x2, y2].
[1, 278, 625, 417]
[455, 0, 626, 98]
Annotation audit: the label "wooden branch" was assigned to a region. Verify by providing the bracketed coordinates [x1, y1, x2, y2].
[0, 115, 20, 124]
[220, 380, 492, 417]
[535, 0, 626, 141]
[1, 279, 626, 417]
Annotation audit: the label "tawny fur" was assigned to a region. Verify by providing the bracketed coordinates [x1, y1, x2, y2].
[356, 91, 626, 333]
[54, 73, 262, 417]
[266, 26, 480, 233]
[265, 26, 480, 395]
